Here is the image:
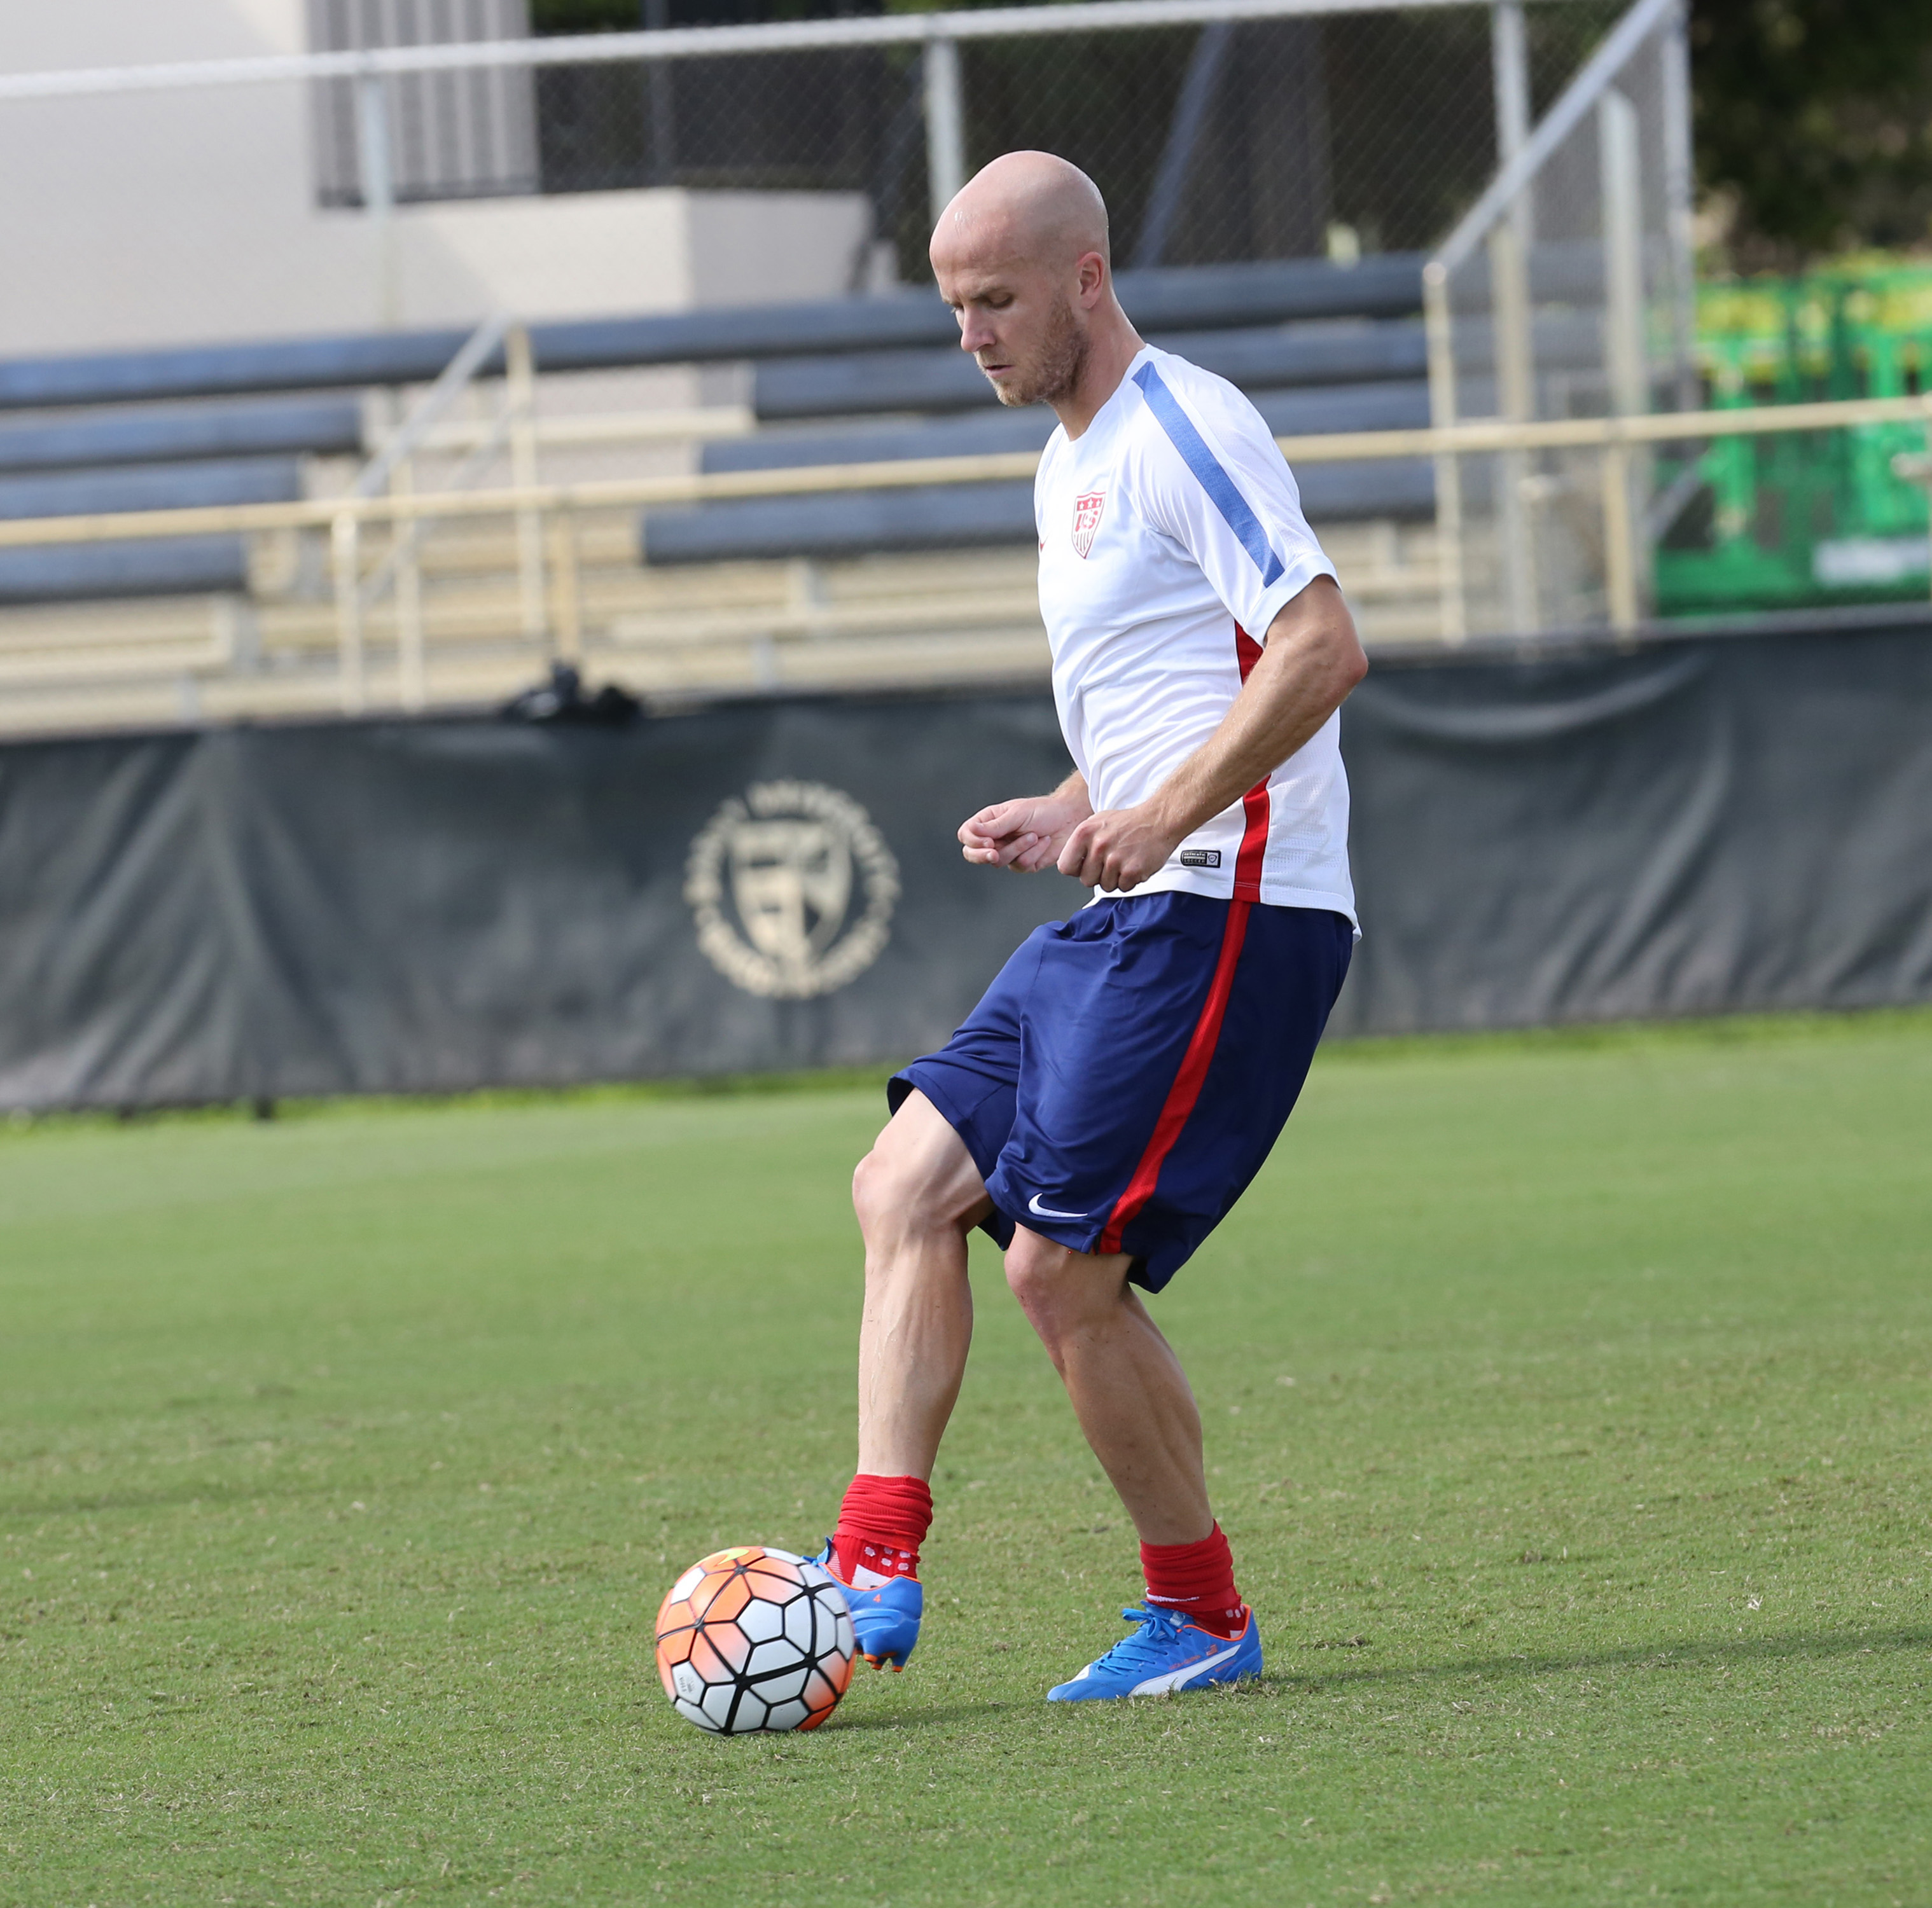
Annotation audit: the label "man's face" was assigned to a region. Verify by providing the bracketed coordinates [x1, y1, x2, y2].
[931, 229, 1091, 410]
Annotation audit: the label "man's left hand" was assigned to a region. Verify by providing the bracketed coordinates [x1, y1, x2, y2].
[1057, 803, 1183, 892]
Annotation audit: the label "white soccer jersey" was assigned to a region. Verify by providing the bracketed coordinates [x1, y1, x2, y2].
[1034, 342, 1356, 925]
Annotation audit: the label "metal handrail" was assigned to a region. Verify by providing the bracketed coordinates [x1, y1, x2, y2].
[1, 392, 1927, 553]
[1420, 0, 1692, 640]
[0, 0, 1585, 104]
[1431, 0, 1679, 277]
[354, 312, 511, 499]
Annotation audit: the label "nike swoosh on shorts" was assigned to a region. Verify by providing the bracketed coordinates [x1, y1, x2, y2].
[1027, 1192, 1089, 1220]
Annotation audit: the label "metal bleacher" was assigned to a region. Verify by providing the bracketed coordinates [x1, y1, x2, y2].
[0, 401, 354, 607]
[0, 253, 1476, 735]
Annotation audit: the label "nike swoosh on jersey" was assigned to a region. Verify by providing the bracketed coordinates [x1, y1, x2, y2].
[1027, 1192, 1090, 1220]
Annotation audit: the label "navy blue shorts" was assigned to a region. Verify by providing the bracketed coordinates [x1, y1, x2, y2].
[889, 892, 1352, 1293]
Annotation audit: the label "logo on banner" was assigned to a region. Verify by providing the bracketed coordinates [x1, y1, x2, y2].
[1072, 490, 1106, 558]
[685, 781, 900, 999]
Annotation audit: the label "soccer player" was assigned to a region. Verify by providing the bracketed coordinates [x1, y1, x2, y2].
[812, 151, 1366, 1700]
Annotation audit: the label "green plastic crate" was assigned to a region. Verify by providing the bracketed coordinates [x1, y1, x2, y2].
[1653, 266, 1932, 616]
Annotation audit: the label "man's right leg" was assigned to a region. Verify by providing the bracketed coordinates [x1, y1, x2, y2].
[853, 1089, 992, 1480]
[821, 1089, 992, 1668]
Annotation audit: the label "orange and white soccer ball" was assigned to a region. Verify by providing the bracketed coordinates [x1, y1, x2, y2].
[655, 1545, 856, 1734]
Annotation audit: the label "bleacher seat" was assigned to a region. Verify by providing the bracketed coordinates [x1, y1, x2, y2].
[644, 462, 1438, 567]
[703, 380, 1433, 477]
[0, 398, 360, 474]
[658, 380, 1440, 567]
[653, 310, 1588, 565]
[659, 281, 1458, 569]
[751, 321, 1432, 422]
[0, 457, 303, 521]
[0, 258, 1424, 412]
[0, 397, 358, 605]
[0, 536, 250, 605]
[0, 455, 309, 606]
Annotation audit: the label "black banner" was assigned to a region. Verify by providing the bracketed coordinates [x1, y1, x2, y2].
[2, 613, 1930, 1110]
[1333, 614, 1932, 1034]
[0, 695, 1085, 1107]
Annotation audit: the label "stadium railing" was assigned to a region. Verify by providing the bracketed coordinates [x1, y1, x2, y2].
[1422, 0, 1700, 638]
[3, 394, 1926, 718]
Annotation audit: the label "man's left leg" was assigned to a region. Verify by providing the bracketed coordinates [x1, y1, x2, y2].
[1004, 1227, 1258, 1699]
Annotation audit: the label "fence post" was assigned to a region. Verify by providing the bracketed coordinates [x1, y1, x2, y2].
[393, 455, 426, 710]
[1658, 0, 1699, 411]
[504, 323, 548, 650]
[548, 506, 583, 665]
[1489, 223, 1537, 634]
[924, 31, 966, 225]
[1600, 436, 1639, 633]
[1423, 261, 1466, 645]
[1488, 0, 1538, 633]
[331, 511, 367, 714]
[355, 71, 399, 329]
[1489, 0, 1531, 229]
[1599, 86, 1646, 630]
[643, 0, 677, 184]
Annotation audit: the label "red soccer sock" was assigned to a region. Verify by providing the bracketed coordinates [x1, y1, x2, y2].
[831, 1473, 933, 1586]
[1141, 1523, 1247, 1638]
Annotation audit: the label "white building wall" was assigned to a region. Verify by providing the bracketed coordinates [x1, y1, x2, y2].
[0, 0, 877, 358]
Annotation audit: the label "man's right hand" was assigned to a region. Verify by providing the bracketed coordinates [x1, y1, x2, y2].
[958, 780, 1093, 873]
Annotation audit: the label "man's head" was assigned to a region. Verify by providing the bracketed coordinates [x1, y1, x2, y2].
[929, 151, 1127, 410]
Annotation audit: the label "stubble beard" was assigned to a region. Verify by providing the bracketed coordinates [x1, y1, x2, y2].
[985, 296, 1088, 409]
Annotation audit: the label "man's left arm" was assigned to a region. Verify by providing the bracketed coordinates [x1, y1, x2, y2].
[1057, 576, 1366, 892]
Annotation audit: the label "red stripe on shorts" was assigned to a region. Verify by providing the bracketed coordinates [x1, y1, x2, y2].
[1096, 621, 1273, 1255]
[1097, 897, 1253, 1255]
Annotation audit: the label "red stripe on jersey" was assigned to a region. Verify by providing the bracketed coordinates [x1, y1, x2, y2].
[1232, 623, 1271, 902]
[1096, 897, 1253, 1256]
[1094, 622, 1273, 1257]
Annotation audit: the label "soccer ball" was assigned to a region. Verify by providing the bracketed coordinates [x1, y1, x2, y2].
[655, 1545, 856, 1734]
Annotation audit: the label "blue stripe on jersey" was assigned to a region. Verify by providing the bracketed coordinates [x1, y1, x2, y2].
[1132, 362, 1286, 586]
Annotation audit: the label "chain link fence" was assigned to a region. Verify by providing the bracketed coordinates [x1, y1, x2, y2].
[0, 3, 1639, 356]
[305, 2, 1628, 284]
[1428, 0, 1695, 637]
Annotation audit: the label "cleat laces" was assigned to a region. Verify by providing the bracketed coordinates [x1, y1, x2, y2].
[1085, 1604, 1191, 1675]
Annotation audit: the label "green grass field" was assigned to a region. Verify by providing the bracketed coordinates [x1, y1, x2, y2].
[3, 1013, 1931, 1907]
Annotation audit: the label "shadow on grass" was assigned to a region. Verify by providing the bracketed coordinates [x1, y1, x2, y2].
[803, 1629, 1932, 1739]
[1266, 1626, 1932, 1694]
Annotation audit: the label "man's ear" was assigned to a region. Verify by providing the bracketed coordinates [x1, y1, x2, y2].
[1076, 251, 1107, 308]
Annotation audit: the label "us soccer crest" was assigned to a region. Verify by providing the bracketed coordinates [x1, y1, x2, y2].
[1072, 490, 1106, 558]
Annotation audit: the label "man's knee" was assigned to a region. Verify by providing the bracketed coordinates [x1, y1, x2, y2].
[1004, 1230, 1123, 1352]
[851, 1143, 916, 1235]
[852, 1094, 988, 1245]
[1002, 1228, 1060, 1313]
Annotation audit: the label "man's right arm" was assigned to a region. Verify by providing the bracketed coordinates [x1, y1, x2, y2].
[958, 772, 1092, 872]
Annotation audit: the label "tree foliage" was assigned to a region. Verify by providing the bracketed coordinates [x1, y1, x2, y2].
[1692, 0, 1932, 264]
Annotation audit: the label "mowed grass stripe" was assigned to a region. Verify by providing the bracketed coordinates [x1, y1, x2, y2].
[1, 1013, 1928, 1905]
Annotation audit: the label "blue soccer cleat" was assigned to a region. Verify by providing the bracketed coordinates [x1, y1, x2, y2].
[1047, 1604, 1261, 1701]
[810, 1540, 924, 1671]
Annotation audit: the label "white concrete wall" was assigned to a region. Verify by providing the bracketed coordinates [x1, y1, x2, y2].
[0, 0, 877, 357]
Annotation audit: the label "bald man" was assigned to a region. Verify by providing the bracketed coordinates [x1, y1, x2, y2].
[810, 152, 1366, 1701]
